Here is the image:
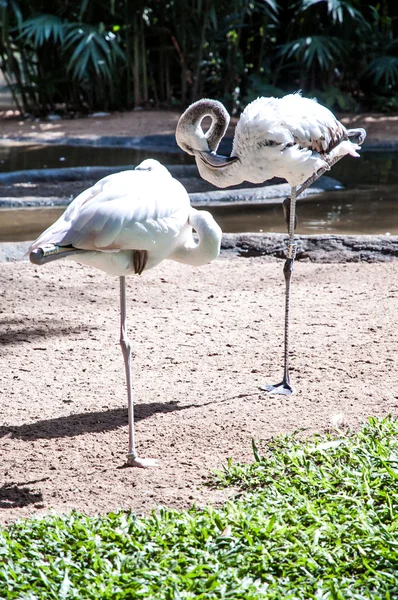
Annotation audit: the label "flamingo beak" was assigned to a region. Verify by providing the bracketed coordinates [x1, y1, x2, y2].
[198, 151, 239, 168]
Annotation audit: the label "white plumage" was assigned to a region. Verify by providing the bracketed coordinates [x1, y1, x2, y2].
[176, 93, 366, 395]
[29, 159, 222, 466]
[176, 93, 363, 188]
[231, 95, 360, 186]
[30, 160, 220, 275]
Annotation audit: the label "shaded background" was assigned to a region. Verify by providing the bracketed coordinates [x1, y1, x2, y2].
[0, 0, 397, 116]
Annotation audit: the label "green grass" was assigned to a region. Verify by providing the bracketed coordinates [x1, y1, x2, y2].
[1, 417, 398, 599]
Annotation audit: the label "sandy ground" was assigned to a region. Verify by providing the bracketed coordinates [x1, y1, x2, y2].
[1, 257, 397, 524]
[0, 108, 397, 525]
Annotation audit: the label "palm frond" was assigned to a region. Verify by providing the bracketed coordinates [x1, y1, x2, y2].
[365, 56, 398, 89]
[255, 0, 279, 17]
[278, 35, 346, 72]
[298, 0, 368, 27]
[65, 24, 125, 82]
[17, 14, 66, 46]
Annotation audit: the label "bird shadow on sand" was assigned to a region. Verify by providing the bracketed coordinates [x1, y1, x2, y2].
[0, 479, 46, 509]
[0, 402, 198, 442]
[0, 322, 95, 347]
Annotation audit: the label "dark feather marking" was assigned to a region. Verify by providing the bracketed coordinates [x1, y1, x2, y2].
[257, 139, 281, 149]
[133, 250, 148, 275]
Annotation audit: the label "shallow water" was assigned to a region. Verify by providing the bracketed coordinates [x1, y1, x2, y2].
[0, 145, 396, 239]
[0, 143, 186, 172]
[1, 182, 397, 242]
[0, 144, 397, 184]
[210, 185, 398, 235]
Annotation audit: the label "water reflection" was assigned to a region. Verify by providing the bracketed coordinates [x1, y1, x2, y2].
[0, 144, 396, 239]
[0, 143, 185, 173]
[1, 182, 396, 242]
[210, 185, 397, 235]
[331, 151, 398, 186]
[0, 144, 397, 186]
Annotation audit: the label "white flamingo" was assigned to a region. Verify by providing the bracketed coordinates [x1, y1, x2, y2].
[29, 159, 222, 467]
[176, 93, 366, 394]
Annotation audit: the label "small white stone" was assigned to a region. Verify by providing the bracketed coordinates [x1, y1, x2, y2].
[330, 413, 347, 429]
[89, 111, 111, 118]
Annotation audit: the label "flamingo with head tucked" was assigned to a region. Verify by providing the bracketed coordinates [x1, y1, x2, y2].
[29, 159, 222, 467]
[176, 94, 366, 394]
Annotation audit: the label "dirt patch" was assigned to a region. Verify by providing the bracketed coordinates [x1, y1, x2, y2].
[0, 110, 181, 141]
[0, 109, 397, 146]
[1, 257, 397, 524]
[0, 108, 397, 524]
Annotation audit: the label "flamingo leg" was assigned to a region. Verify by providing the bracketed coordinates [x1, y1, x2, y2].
[263, 186, 297, 395]
[119, 276, 157, 468]
[264, 155, 347, 394]
[281, 155, 346, 229]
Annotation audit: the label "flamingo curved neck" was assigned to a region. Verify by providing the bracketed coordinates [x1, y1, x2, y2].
[176, 99, 244, 188]
[195, 156, 243, 188]
[176, 99, 230, 155]
[170, 209, 222, 267]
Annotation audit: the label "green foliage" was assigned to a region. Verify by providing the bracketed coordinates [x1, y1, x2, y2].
[243, 74, 285, 105]
[312, 86, 360, 111]
[18, 14, 66, 45]
[64, 24, 125, 81]
[1, 417, 398, 598]
[365, 55, 398, 89]
[299, 0, 369, 27]
[0, 0, 396, 114]
[278, 35, 346, 72]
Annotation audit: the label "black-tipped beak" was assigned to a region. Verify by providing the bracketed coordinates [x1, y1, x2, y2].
[198, 151, 239, 168]
[29, 248, 47, 265]
[29, 245, 84, 265]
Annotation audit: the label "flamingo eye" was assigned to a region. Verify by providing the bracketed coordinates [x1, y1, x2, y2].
[181, 143, 195, 155]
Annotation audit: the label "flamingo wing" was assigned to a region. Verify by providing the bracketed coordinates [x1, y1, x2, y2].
[277, 95, 347, 152]
[234, 94, 347, 155]
[30, 165, 191, 253]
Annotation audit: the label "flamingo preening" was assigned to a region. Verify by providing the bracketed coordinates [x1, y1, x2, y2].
[29, 159, 222, 467]
[176, 93, 366, 394]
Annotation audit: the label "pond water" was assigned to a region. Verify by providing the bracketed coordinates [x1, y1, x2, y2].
[0, 145, 397, 239]
[0, 143, 186, 172]
[211, 185, 398, 235]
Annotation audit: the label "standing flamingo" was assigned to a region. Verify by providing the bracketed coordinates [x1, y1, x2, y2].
[29, 159, 222, 467]
[176, 93, 366, 394]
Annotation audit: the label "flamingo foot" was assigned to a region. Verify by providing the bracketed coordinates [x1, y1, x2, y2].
[262, 380, 295, 395]
[126, 455, 158, 468]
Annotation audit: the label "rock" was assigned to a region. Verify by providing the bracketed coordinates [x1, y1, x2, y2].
[1, 235, 397, 264]
[0, 241, 30, 262]
[221, 233, 398, 263]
